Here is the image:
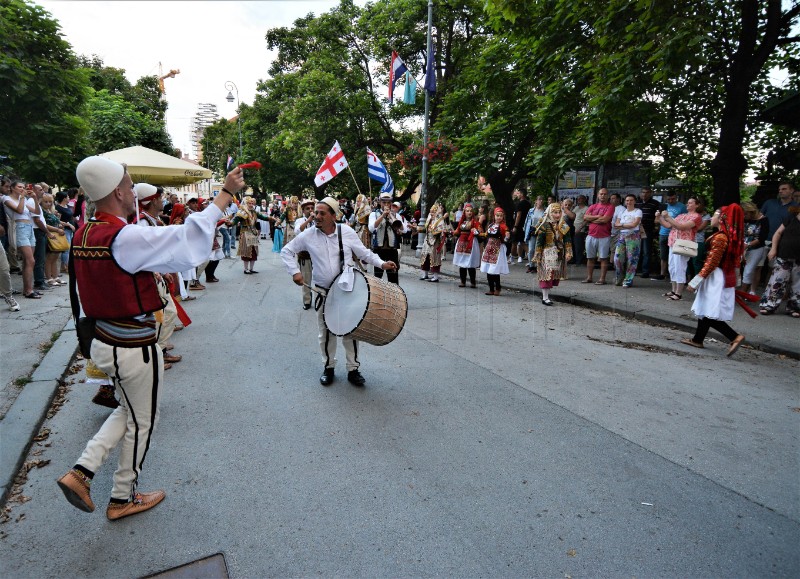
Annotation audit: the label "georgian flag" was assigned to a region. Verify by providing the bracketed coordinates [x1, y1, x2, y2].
[389, 51, 408, 103]
[367, 147, 394, 195]
[314, 141, 349, 187]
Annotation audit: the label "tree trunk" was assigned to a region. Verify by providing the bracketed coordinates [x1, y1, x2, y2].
[709, 0, 788, 209]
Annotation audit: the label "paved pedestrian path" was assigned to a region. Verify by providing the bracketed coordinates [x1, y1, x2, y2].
[1, 245, 797, 504]
[397, 246, 799, 359]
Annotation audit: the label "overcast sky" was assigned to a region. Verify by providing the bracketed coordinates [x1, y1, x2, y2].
[37, 1, 354, 158]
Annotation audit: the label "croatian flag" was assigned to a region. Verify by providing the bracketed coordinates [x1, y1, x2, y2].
[367, 147, 394, 195]
[314, 141, 349, 187]
[226, 155, 234, 170]
[389, 51, 408, 103]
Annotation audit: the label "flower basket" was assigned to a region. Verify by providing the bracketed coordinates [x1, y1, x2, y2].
[397, 138, 457, 169]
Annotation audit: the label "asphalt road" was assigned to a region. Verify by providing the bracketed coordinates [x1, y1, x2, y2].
[1, 249, 798, 578]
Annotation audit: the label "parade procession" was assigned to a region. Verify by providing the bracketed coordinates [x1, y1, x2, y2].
[1, 1, 798, 577]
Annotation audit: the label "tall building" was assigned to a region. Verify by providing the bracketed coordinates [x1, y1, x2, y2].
[190, 103, 219, 162]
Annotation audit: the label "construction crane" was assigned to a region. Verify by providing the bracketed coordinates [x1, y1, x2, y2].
[158, 62, 180, 94]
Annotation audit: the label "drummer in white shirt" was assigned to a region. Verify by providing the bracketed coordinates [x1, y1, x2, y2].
[281, 196, 397, 387]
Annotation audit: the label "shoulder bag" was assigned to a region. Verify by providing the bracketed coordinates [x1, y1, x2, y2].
[672, 238, 698, 257]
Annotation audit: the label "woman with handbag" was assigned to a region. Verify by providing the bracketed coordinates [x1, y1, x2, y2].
[681, 204, 746, 356]
[40, 193, 70, 286]
[657, 196, 704, 301]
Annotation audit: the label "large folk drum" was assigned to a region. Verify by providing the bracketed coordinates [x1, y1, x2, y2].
[323, 270, 407, 346]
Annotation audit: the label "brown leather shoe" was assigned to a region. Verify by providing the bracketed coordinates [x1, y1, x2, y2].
[57, 470, 95, 512]
[163, 353, 182, 363]
[164, 343, 175, 351]
[92, 385, 119, 409]
[106, 490, 165, 521]
[164, 362, 173, 370]
[189, 282, 206, 291]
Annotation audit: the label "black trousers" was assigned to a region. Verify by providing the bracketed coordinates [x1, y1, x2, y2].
[373, 247, 399, 284]
[692, 317, 738, 343]
[459, 267, 476, 285]
[487, 274, 501, 292]
[206, 260, 219, 280]
[33, 228, 47, 286]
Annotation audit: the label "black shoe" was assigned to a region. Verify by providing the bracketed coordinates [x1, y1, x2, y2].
[542, 298, 554, 306]
[639, 273, 650, 278]
[651, 275, 665, 280]
[320, 368, 334, 386]
[303, 303, 312, 310]
[347, 369, 366, 387]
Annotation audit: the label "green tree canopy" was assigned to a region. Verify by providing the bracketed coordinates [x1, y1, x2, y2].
[0, 0, 90, 184]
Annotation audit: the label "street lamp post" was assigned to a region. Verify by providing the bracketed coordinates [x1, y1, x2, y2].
[225, 81, 243, 162]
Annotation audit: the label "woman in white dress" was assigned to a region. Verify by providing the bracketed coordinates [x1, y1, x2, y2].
[682, 204, 746, 356]
[480, 207, 511, 296]
[452, 203, 482, 288]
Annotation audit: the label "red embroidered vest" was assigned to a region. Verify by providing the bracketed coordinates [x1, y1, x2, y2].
[72, 213, 164, 320]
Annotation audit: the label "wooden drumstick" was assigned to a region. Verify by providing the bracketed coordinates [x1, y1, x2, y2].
[303, 284, 325, 296]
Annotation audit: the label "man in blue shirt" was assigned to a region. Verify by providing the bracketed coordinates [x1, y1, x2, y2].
[760, 181, 798, 240]
[654, 191, 686, 281]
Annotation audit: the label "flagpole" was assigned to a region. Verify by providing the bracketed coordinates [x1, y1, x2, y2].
[347, 165, 363, 197]
[418, 0, 433, 253]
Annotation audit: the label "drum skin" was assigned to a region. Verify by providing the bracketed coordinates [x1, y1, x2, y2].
[324, 270, 408, 346]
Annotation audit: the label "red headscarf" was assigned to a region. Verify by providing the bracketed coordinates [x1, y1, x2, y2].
[169, 203, 186, 225]
[492, 206, 509, 238]
[718, 203, 744, 288]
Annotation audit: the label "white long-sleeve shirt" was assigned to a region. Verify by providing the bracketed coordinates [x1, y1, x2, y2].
[281, 224, 384, 288]
[110, 204, 223, 274]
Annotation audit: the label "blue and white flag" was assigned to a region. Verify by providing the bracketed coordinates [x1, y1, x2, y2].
[367, 147, 394, 195]
[226, 154, 234, 170]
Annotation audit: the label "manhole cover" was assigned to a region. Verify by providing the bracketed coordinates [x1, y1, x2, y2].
[143, 553, 228, 578]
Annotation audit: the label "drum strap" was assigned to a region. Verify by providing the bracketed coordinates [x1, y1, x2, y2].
[337, 224, 345, 274]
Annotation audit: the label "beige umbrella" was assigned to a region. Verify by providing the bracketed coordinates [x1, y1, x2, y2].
[99, 146, 212, 186]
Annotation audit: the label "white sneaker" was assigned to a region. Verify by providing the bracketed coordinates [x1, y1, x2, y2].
[4, 294, 20, 312]
[517, 256, 523, 263]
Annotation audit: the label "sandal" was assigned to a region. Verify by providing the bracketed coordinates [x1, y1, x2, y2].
[789, 311, 800, 318]
[663, 291, 676, 297]
[680, 338, 704, 349]
[759, 308, 773, 315]
[594, 281, 606, 285]
[667, 293, 682, 300]
[24, 292, 41, 299]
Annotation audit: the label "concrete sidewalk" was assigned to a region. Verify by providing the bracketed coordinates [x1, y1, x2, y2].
[397, 246, 800, 360]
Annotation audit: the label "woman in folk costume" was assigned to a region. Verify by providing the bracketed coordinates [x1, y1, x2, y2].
[353, 193, 372, 248]
[233, 196, 271, 274]
[452, 202, 482, 288]
[418, 202, 447, 282]
[281, 196, 300, 247]
[480, 207, 511, 295]
[682, 204, 747, 356]
[169, 203, 198, 296]
[534, 202, 573, 306]
[271, 203, 285, 253]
